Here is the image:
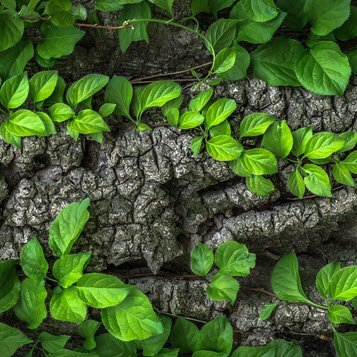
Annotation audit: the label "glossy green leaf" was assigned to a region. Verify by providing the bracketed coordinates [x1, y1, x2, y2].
[95, 0, 124, 11]
[99, 103, 116, 117]
[148, 0, 174, 16]
[14, 277, 47, 329]
[0, 122, 22, 148]
[271, 252, 310, 303]
[333, 331, 357, 357]
[292, 127, 313, 157]
[76, 320, 101, 351]
[215, 241, 256, 277]
[246, 175, 275, 197]
[189, 88, 213, 112]
[333, 163, 355, 187]
[335, 6, 357, 41]
[240, 0, 278, 22]
[205, 98, 236, 129]
[288, 169, 305, 199]
[39, 332, 71, 354]
[179, 111, 204, 130]
[261, 120, 293, 158]
[219, 44, 250, 81]
[101, 287, 163, 342]
[46, 0, 75, 27]
[207, 273, 239, 304]
[341, 151, 357, 173]
[190, 244, 214, 276]
[94, 333, 137, 356]
[49, 198, 90, 257]
[239, 113, 275, 138]
[77, 273, 129, 308]
[295, 41, 351, 96]
[329, 266, 357, 301]
[0, 260, 20, 313]
[328, 305, 355, 325]
[259, 303, 277, 321]
[105, 75, 133, 119]
[191, 136, 203, 156]
[53, 252, 91, 288]
[304, 132, 345, 159]
[0, 12, 24, 51]
[214, 48, 236, 74]
[0, 73, 29, 109]
[72, 110, 110, 134]
[29, 71, 58, 103]
[6, 110, 46, 137]
[198, 316, 233, 354]
[206, 135, 243, 161]
[210, 120, 231, 137]
[118, 2, 151, 53]
[50, 286, 87, 323]
[49, 103, 75, 122]
[339, 132, 357, 153]
[0, 322, 32, 357]
[37, 112, 57, 136]
[302, 164, 332, 197]
[316, 262, 341, 298]
[170, 317, 200, 354]
[205, 19, 238, 53]
[20, 237, 48, 279]
[66, 74, 109, 107]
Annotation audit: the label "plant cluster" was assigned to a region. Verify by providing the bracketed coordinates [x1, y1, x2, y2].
[0, 0, 356, 95]
[1, 200, 356, 356]
[1, 72, 357, 199]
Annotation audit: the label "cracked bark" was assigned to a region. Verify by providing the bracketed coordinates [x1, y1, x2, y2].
[1, 1, 357, 355]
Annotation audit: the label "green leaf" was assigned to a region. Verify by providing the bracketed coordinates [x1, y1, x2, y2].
[304, 132, 345, 159]
[0, 121, 22, 148]
[76, 320, 101, 351]
[231, 339, 302, 357]
[335, 6, 357, 41]
[339, 131, 357, 153]
[164, 108, 179, 127]
[0, 322, 32, 357]
[47, 349, 98, 356]
[329, 266, 357, 301]
[210, 120, 231, 137]
[155, 348, 179, 357]
[219, 44, 250, 81]
[37, 111, 57, 136]
[29, 71, 58, 103]
[101, 287, 163, 342]
[0, 41, 34, 79]
[38, 24, 85, 59]
[94, 333, 137, 356]
[72, 110, 110, 134]
[333, 331, 357, 357]
[0, 0, 16, 10]
[14, 277, 47, 329]
[39, 332, 71, 354]
[189, 88, 213, 112]
[275, 0, 311, 29]
[205, 98, 236, 129]
[170, 317, 200, 354]
[50, 286, 87, 323]
[239, 113, 275, 138]
[302, 164, 332, 197]
[328, 305, 355, 325]
[246, 175, 275, 197]
[118, 2, 151, 53]
[309, 0, 351, 36]
[271, 252, 310, 303]
[0, 73, 29, 109]
[206, 135, 243, 161]
[198, 316, 233, 354]
[99, 103, 116, 117]
[341, 151, 357, 174]
[207, 273, 239, 304]
[352, 297, 357, 310]
[295, 41, 351, 96]
[214, 48, 236, 74]
[77, 273, 129, 308]
[66, 74, 109, 107]
[105, 75, 133, 119]
[190, 244, 214, 276]
[292, 127, 313, 157]
[215, 241, 256, 277]
[205, 19, 238, 53]
[49, 198, 90, 257]
[46, 76, 66, 105]
[191, 0, 236, 17]
[333, 163, 355, 187]
[49, 103, 75, 122]
[148, 0, 174, 16]
[191, 136, 203, 156]
[230, 3, 286, 44]
[316, 262, 341, 298]
[288, 169, 305, 199]
[240, 0, 278, 22]
[178, 111, 204, 130]
[20, 237, 48, 279]
[136, 122, 152, 132]
[95, 0, 123, 12]
[259, 303, 277, 321]
[53, 252, 91, 288]
[0, 12, 24, 51]
[251, 38, 305, 86]
[6, 110, 46, 137]
[232, 148, 278, 176]
[261, 120, 293, 158]
[139, 80, 181, 116]
[0, 260, 20, 313]
[46, 0, 75, 27]
[137, 315, 172, 356]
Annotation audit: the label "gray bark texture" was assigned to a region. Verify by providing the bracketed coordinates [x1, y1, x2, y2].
[1, 1, 357, 355]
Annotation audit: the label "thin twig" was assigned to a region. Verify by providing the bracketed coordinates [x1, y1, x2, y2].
[240, 286, 277, 298]
[156, 310, 208, 324]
